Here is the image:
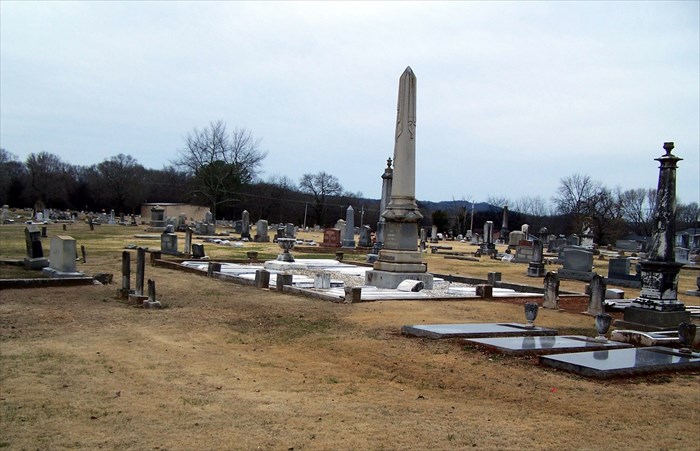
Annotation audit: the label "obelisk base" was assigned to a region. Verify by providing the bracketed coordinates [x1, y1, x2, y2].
[365, 269, 434, 290]
[613, 307, 690, 332]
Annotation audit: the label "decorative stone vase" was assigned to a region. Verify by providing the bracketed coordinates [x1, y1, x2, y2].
[678, 322, 697, 354]
[524, 302, 539, 328]
[594, 314, 612, 342]
[246, 251, 259, 261]
[276, 238, 296, 262]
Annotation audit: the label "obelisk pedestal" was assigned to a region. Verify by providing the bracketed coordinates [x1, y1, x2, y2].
[365, 67, 433, 289]
[615, 142, 690, 331]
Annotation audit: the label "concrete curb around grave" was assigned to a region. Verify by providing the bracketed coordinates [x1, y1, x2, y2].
[0, 277, 97, 290]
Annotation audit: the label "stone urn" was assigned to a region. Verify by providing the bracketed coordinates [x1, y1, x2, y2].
[524, 302, 539, 328]
[594, 313, 612, 342]
[276, 238, 296, 262]
[246, 251, 259, 262]
[678, 322, 697, 354]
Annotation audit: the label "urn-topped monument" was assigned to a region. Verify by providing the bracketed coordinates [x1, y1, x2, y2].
[615, 142, 690, 331]
[365, 67, 434, 289]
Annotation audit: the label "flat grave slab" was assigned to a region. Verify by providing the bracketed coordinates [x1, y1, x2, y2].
[401, 323, 557, 339]
[464, 335, 633, 356]
[540, 346, 700, 379]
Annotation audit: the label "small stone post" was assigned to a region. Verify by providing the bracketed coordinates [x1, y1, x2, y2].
[118, 251, 130, 299]
[147, 279, 156, 302]
[207, 262, 221, 278]
[587, 274, 606, 315]
[255, 269, 270, 289]
[135, 247, 146, 296]
[81, 245, 87, 263]
[276, 273, 293, 291]
[184, 228, 193, 255]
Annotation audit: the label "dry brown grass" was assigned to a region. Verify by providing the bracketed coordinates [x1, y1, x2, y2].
[1, 223, 699, 450]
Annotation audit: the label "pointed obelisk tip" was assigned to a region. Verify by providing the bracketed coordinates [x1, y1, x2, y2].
[403, 66, 414, 76]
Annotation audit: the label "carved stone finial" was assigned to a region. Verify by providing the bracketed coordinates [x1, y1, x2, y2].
[663, 142, 674, 154]
[387, 158, 392, 168]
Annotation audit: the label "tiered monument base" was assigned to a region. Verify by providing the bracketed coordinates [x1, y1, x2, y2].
[614, 307, 690, 332]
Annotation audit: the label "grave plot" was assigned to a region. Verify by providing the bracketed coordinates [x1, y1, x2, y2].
[400, 323, 557, 339]
[464, 335, 632, 356]
[540, 347, 700, 379]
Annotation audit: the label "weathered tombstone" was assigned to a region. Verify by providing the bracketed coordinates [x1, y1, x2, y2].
[255, 269, 270, 289]
[41, 226, 47, 238]
[508, 230, 526, 248]
[675, 247, 690, 264]
[587, 274, 606, 315]
[364, 67, 433, 289]
[521, 224, 529, 237]
[314, 273, 331, 289]
[160, 230, 178, 255]
[285, 223, 296, 239]
[527, 240, 546, 277]
[23, 226, 48, 269]
[548, 237, 567, 253]
[358, 225, 372, 248]
[109, 209, 116, 225]
[191, 243, 205, 259]
[239, 210, 250, 239]
[0, 205, 9, 224]
[207, 262, 221, 278]
[344, 286, 362, 303]
[43, 235, 79, 276]
[233, 220, 243, 234]
[514, 240, 534, 263]
[500, 205, 509, 243]
[322, 228, 342, 247]
[558, 246, 595, 281]
[566, 234, 580, 246]
[118, 251, 131, 299]
[184, 228, 193, 254]
[127, 248, 148, 304]
[342, 206, 356, 248]
[543, 271, 560, 309]
[430, 225, 438, 243]
[276, 273, 293, 291]
[254, 219, 269, 242]
[150, 205, 166, 229]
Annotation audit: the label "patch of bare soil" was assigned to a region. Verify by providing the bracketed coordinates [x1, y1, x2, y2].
[2, 263, 699, 450]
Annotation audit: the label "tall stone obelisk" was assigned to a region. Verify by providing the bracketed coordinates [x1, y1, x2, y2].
[615, 142, 690, 331]
[365, 67, 433, 289]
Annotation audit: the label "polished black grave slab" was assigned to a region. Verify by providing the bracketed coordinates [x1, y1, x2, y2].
[464, 335, 633, 356]
[400, 323, 557, 339]
[540, 347, 700, 379]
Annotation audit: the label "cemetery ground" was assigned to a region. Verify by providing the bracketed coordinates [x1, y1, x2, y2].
[1, 223, 699, 450]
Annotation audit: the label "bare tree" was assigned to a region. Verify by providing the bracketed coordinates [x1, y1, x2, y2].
[24, 152, 74, 209]
[299, 171, 343, 227]
[617, 187, 656, 236]
[173, 121, 266, 218]
[91, 154, 146, 213]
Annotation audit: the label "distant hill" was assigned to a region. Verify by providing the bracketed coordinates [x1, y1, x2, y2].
[417, 199, 497, 214]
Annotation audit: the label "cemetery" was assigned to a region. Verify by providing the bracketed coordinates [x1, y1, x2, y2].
[1, 68, 699, 449]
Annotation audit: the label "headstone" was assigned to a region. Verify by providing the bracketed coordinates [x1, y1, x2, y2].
[430, 225, 438, 243]
[0, 205, 9, 224]
[566, 234, 580, 246]
[322, 228, 342, 248]
[255, 269, 270, 289]
[358, 225, 372, 248]
[335, 219, 346, 238]
[254, 219, 270, 242]
[314, 273, 331, 289]
[548, 237, 567, 253]
[342, 206, 356, 248]
[118, 251, 131, 299]
[527, 240, 546, 277]
[109, 209, 116, 225]
[587, 274, 606, 315]
[514, 240, 534, 263]
[241, 210, 250, 239]
[160, 230, 178, 255]
[184, 228, 193, 254]
[45, 235, 78, 274]
[558, 246, 595, 281]
[191, 243, 205, 259]
[543, 271, 560, 309]
[500, 205, 509, 243]
[150, 206, 166, 229]
[285, 223, 296, 239]
[23, 226, 49, 269]
[607, 257, 641, 288]
[675, 247, 690, 264]
[365, 67, 433, 290]
[207, 262, 221, 278]
[521, 224, 529, 237]
[508, 230, 526, 248]
[136, 248, 146, 295]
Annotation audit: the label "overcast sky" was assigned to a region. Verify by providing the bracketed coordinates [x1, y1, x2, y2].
[1, 1, 698, 206]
